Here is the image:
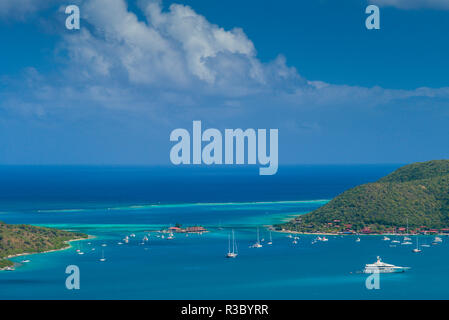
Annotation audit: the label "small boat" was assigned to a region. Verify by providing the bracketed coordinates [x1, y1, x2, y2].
[4, 266, 15, 271]
[99, 249, 106, 262]
[382, 236, 391, 241]
[21, 259, 30, 263]
[292, 240, 297, 244]
[250, 228, 263, 248]
[130, 234, 136, 238]
[434, 236, 443, 243]
[412, 238, 421, 253]
[356, 238, 361, 242]
[77, 243, 84, 254]
[404, 236, 412, 241]
[401, 241, 412, 245]
[363, 256, 409, 273]
[226, 230, 238, 258]
[267, 232, 273, 245]
[287, 234, 293, 239]
[391, 239, 400, 244]
[117, 242, 123, 245]
[101, 244, 107, 247]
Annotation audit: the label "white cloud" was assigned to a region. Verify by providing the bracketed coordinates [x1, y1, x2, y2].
[371, 0, 449, 10]
[2, 0, 449, 123]
[61, 0, 302, 97]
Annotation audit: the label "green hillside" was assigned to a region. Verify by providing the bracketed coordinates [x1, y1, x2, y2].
[277, 160, 449, 234]
[0, 222, 87, 268]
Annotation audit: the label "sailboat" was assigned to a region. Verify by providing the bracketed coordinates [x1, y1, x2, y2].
[421, 238, 431, 248]
[99, 249, 106, 262]
[226, 230, 238, 258]
[250, 228, 263, 248]
[412, 237, 422, 253]
[77, 242, 84, 255]
[267, 231, 273, 245]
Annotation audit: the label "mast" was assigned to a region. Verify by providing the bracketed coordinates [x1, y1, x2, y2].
[257, 227, 260, 244]
[234, 231, 238, 254]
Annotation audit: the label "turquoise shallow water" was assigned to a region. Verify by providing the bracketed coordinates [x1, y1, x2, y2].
[1, 200, 449, 299]
[1, 165, 448, 299]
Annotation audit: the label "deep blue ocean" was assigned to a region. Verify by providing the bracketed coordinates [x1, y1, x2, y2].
[1, 165, 448, 299]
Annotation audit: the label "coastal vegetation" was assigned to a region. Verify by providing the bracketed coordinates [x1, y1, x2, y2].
[0, 222, 87, 268]
[277, 160, 449, 234]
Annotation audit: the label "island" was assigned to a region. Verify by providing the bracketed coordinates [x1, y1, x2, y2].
[162, 224, 208, 234]
[0, 222, 88, 270]
[276, 160, 449, 235]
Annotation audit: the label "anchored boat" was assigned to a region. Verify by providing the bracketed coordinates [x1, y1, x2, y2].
[363, 256, 410, 274]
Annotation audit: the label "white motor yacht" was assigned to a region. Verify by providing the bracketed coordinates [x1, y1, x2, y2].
[363, 256, 409, 274]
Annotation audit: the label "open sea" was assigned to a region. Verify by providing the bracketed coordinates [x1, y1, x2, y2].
[1, 165, 448, 300]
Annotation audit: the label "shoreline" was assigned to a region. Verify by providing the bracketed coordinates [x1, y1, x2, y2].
[0, 235, 94, 271]
[271, 228, 448, 237]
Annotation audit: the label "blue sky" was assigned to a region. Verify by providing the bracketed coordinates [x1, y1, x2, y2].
[0, 0, 449, 165]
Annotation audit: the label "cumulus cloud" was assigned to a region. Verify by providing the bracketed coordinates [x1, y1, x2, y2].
[2, 0, 449, 121]
[371, 0, 449, 10]
[60, 0, 303, 98]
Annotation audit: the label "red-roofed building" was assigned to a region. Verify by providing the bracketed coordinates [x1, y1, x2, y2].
[361, 227, 372, 234]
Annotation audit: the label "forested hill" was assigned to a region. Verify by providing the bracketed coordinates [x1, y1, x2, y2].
[278, 160, 449, 234]
[0, 222, 87, 268]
